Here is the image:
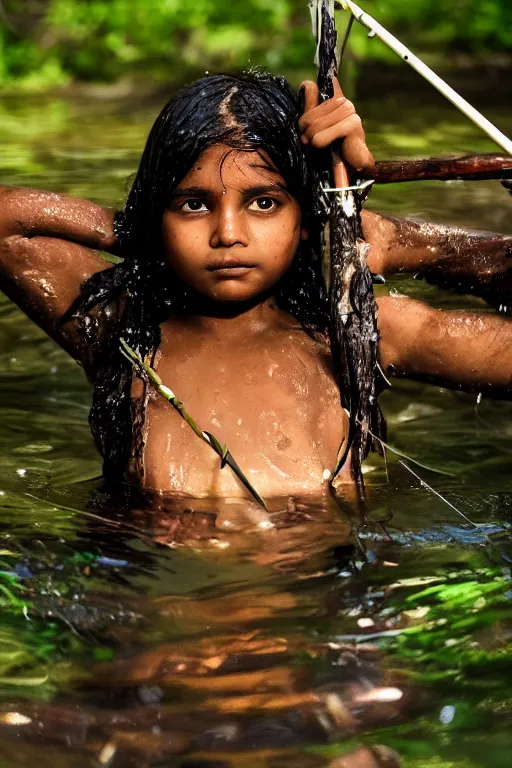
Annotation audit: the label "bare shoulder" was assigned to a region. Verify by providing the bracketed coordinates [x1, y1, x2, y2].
[269, 312, 335, 384]
[270, 308, 327, 347]
[0, 187, 117, 362]
[1, 235, 111, 362]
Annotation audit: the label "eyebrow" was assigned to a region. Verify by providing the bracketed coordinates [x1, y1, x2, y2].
[170, 184, 289, 198]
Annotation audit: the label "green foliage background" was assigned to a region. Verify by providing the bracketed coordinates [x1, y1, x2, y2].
[1, 0, 512, 91]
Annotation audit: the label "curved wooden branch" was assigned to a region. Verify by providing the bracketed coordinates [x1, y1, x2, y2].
[369, 153, 512, 184]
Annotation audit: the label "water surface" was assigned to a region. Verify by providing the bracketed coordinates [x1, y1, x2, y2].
[0, 86, 511, 767]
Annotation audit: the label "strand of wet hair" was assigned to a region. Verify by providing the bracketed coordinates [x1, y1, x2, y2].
[64, 73, 335, 481]
[312, 0, 385, 495]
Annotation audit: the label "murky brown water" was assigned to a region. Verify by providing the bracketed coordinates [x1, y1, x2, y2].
[0, 85, 512, 767]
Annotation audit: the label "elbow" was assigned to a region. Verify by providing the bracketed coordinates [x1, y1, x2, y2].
[0, 188, 15, 238]
[0, 187, 32, 240]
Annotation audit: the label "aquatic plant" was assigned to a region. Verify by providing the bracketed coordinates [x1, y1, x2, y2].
[119, 339, 266, 507]
[309, 558, 512, 766]
[0, 546, 121, 695]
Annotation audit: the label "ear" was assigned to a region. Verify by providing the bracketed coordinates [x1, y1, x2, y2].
[300, 227, 309, 241]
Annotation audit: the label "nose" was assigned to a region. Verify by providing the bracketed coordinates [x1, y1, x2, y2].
[209, 202, 248, 248]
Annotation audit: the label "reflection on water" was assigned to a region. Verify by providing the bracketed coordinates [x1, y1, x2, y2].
[0, 87, 512, 766]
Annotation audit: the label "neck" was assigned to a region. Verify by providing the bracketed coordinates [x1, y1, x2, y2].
[192, 295, 276, 335]
[169, 291, 287, 338]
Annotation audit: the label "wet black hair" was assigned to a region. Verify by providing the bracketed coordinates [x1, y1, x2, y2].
[67, 72, 331, 478]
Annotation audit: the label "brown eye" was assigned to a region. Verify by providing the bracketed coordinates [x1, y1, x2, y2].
[249, 197, 277, 211]
[182, 199, 207, 212]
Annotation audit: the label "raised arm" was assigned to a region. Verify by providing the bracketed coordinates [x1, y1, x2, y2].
[0, 186, 117, 358]
[378, 295, 512, 394]
[299, 82, 512, 311]
[363, 210, 512, 310]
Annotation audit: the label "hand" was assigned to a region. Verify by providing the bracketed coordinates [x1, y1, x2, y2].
[298, 78, 375, 181]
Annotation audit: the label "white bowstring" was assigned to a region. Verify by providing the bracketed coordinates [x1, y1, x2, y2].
[324, 178, 375, 193]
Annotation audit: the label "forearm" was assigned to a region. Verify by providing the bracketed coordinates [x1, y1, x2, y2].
[0, 186, 117, 253]
[378, 295, 512, 394]
[364, 210, 512, 308]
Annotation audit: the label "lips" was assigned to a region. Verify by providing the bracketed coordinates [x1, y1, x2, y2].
[207, 259, 256, 272]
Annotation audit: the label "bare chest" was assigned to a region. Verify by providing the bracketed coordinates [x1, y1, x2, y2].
[132, 329, 349, 498]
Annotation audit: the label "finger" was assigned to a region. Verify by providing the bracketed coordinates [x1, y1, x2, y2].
[299, 96, 349, 125]
[343, 132, 375, 174]
[332, 76, 345, 100]
[299, 97, 353, 132]
[308, 116, 375, 174]
[333, 158, 350, 188]
[300, 81, 319, 114]
[308, 113, 362, 148]
[300, 101, 356, 137]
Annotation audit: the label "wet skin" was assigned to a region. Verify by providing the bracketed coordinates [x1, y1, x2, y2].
[162, 145, 304, 304]
[1, 177, 512, 499]
[130, 144, 512, 496]
[138, 145, 350, 497]
[1, 81, 512, 499]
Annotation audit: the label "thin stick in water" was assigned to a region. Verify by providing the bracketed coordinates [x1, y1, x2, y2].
[398, 459, 479, 528]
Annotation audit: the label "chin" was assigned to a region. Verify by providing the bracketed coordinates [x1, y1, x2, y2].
[208, 285, 269, 304]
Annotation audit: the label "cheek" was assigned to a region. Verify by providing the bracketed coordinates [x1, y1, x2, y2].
[161, 215, 178, 258]
[162, 218, 200, 271]
[267, 220, 301, 270]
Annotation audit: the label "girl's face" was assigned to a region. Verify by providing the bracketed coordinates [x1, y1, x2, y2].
[162, 144, 306, 304]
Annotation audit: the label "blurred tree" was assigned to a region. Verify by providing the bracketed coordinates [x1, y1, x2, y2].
[0, 0, 511, 89]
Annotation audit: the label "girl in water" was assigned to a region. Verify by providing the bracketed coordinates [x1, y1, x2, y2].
[1, 72, 511, 501]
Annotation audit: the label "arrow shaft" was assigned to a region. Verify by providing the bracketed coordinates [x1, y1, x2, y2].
[340, 0, 512, 156]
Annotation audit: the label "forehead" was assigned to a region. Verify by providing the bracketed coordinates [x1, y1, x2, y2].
[176, 144, 285, 189]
